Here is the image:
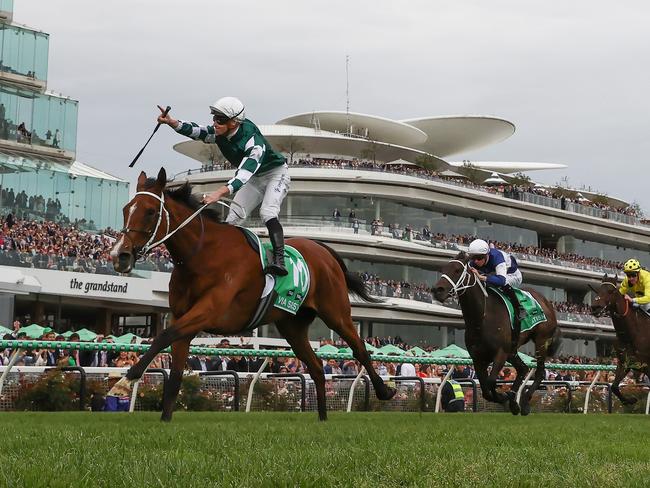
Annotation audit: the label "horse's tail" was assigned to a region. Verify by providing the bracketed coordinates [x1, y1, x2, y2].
[315, 241, 384, 303]
[547, 326, 563, 357]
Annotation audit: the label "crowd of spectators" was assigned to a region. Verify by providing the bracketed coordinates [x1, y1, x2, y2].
[1, 187, 66, 222]
[4, 322, 648, 388]
[0, 216, 173, 273]
[290, 157, 643, 220]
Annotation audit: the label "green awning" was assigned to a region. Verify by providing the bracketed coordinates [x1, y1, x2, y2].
[428, 344, 470, 359]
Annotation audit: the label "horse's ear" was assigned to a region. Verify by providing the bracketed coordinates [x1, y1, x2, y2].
[156, 167, 167, 189]
[136, 171, 147, 190]
[603, 273, 608, 280]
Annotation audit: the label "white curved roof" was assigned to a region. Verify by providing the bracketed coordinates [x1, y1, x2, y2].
[448, 161, 567, 174]
[277, 111, 428, 147]
[174, 124, 450, 169]
[402, 115, 515, 157]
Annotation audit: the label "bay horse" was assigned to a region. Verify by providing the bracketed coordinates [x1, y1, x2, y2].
[590, 275, 650, 405]
[433, 252, 562, 415]
[108, 168, 395, 421]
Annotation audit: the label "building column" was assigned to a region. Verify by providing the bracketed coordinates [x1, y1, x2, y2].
[94, 309, 113, 336]
[538, 232, 560, 251]
[375, 200, 381, 220]
[440, 326, 448, 348]
[32, 300, 45, 325]
[0, 294, 14, 328]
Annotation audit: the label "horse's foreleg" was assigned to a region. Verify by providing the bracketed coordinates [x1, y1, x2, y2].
[276, 320, 328, 421]
[110, 294, 222, 398]
[161, 337, 192, 422]
[473, 360, 494, 403]
[611, 359, 635, 405]
[488, 350, 509, 404]
[520, 357, 546, 416]
[505, 353, 529, 415]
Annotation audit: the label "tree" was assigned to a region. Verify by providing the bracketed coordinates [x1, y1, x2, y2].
[414, 154, 441, 173]
[360, 140, 379, 164]
[508, 172, 532, 187]
[276, 136, 305, 164]
[591, 194, 609, 206]
[457, 162, 485, 185]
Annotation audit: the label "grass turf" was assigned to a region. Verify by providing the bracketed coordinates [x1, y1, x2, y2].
[0, 412, 648, 487]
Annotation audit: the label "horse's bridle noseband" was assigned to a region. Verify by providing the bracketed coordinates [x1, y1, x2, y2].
[121, 191, 171, 259]
[594, 281, 629, 318]
[120, 191, 244, 260]
[440, 259, 488, 299]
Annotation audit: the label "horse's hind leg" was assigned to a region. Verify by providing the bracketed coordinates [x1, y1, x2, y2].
[319, 309, 395, 401]
[161, 337, 192, 422]
[276, 318, 328, 421]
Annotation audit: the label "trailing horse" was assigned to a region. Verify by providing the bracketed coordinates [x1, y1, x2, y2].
[590, 275, 650, 405]
[108, 168, 395, 421]
[433, 252, 562, 415]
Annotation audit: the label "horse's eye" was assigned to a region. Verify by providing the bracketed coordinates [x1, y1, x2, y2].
[146, 208, 156, 216]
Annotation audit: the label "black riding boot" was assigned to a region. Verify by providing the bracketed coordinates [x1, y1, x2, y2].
[264, 218, 288, 276]
[503, 285, 527, 321]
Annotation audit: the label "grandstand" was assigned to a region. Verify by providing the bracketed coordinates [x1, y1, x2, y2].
[0, 1, 646, 360]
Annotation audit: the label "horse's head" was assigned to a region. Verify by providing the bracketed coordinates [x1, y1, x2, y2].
[589, 274, 619, 317]
[110, 168, 168, 273]
[433, 251, 471, 303]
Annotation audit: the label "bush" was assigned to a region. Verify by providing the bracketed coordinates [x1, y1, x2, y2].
[15, 370, 80, 411]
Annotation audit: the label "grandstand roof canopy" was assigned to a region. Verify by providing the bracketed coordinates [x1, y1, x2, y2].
[277, 111, 429, 147]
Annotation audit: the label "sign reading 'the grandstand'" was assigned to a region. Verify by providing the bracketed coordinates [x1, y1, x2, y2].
[69, 278, 128, 294]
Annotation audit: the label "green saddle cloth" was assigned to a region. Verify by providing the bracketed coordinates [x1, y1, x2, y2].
[241, 228, 310, 315]
[489, 287, 547, 333]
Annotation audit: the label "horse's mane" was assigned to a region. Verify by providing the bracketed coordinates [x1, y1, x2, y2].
[455, 250, 468, 261]
[602, 273, 618, 285]
[165, 183, 223, 223]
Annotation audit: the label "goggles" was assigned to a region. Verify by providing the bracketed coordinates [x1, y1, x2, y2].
[625, 272, 639, 278]
[211, 112, 232, 125]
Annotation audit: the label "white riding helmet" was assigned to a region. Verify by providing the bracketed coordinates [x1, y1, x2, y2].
[468, 239, 490, 257]
[209, 96, 245, 123]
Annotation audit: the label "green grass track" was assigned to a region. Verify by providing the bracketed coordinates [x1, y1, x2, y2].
[0, 412, 649, 487]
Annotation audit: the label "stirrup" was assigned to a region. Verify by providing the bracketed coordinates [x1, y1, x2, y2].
[265, 251, 288, 276]
[264, 262, 288, 276]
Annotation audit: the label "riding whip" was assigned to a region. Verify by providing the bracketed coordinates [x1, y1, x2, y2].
[129, 105, 171, 168]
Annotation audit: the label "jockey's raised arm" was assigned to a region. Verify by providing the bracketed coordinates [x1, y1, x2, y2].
[159, 96, 290, 276]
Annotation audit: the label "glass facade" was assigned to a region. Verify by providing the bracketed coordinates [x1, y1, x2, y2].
[558, 235, 650, 266]
[0, 23, 48, 80]
[0, 86, 77, 154]
[0, 153, 128, 229]
[286, 194, 538, 245]
[0, 0, 13, 17]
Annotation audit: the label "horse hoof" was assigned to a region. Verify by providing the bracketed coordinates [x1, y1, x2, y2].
[507, 392, 520, 416]
[379, 386, 397, 401]
[520, 402, 531, 416]
[160, 415, 172, 422]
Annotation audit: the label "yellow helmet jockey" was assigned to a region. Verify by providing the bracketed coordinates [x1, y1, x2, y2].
[623, 258, 642, 274]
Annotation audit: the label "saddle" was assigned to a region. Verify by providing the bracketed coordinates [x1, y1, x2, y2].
[237, 227, 311, 330]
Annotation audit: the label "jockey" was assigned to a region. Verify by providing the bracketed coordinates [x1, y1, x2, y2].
[467, 238, 527, 321]
[157, 97, 290, 276]
[619, 259, 650, 312]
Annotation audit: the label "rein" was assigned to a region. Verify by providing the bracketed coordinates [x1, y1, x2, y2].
[122, 191, 244, 260]
[440, 260, 488, 298]
[600, 281, 630, 318]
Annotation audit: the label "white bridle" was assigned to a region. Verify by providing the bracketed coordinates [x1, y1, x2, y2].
[439, 259, 488, 298]
[122, 191, 244, 259]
